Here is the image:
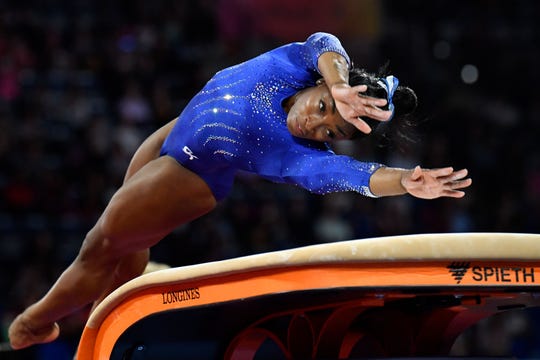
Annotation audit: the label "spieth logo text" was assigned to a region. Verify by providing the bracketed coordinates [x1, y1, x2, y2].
[447, 261, 535, 284]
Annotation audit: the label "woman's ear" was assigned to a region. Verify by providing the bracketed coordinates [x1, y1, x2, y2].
[316, 78, 325, 86]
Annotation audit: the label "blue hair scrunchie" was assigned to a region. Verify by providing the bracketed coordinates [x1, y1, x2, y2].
[376, 75, 399, 121]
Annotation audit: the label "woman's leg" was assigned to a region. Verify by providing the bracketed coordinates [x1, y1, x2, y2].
[87, 248, 150, 316]
[122, 118, 177, 183]
[87, 118, 178, 310]
[8, 154, 216, 350]
[8, 117, 180, 349]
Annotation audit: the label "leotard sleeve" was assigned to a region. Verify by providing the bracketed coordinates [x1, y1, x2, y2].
[268, 143, 383, 198]
[301, 32, 351, 73]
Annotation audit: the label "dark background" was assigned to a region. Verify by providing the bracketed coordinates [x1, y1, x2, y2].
[1, 0, 540, 358]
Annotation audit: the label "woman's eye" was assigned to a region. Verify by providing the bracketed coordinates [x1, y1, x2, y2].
[319, 100, 326, 112]
[326, 129, 335, 139]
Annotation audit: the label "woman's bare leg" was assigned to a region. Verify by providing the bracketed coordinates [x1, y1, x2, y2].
[8, 155, 216, 350]
[87, 248, 150, 316]
[87, 118, 177, 310]
[123, 118, 177, 183]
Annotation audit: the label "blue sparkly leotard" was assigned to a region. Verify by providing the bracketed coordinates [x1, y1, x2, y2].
[160, 32, 382, 201]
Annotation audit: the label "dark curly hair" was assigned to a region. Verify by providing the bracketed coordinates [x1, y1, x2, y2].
[348, 66, 418, 145]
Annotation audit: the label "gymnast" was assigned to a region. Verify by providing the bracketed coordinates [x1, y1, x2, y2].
[8, 32, 471, 349]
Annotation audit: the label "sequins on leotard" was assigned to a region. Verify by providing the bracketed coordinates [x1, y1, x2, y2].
[160, 32, 382, 201]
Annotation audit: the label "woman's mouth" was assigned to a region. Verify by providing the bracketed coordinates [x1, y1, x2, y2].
[296, 117, 305, 136]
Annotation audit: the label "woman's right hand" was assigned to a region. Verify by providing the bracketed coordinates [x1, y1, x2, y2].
[331, 83, 392, 134]
[317, 51, 391, 135]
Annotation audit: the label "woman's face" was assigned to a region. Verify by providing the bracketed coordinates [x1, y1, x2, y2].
[285, 82, 356, 142]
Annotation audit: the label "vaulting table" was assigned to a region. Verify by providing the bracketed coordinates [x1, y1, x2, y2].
[75, 232, 540, 359]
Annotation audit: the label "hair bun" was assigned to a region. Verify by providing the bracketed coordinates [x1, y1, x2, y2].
[393, 86, 417, 116]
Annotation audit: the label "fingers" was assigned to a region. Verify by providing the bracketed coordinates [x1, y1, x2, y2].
[439, 166, 471, 187]
[343, 103, 391, 122]
[440, 176, 472, 198]
[439, 169, 472, 189]
[365, 106, 392, 121]
[351, 84, 368, 93]
[448, 178, 472, 190]
[354, 85, 388, 106]
[431, 167, 470, 180]
[408, 166, 472, 199]
[344, 116, 372, 134]
[428, 167, 455, 178]
[334, 84, 390, 121]
[447, 168, 468, 181]
[416, 166, 471, 182]
[410, 165, 422, 181]
[344, 110, 392, 134]
[442, 190, 466, 198]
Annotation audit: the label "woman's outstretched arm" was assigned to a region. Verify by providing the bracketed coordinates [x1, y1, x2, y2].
[369, 166, 472, 199]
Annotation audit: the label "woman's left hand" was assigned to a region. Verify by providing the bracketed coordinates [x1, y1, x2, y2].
[331, 83, 393, 134]
[401, 166, 472, 199]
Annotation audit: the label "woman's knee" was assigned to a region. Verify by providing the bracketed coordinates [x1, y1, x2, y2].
[98, 192, 128, 240]
[114, 249, 150, 283]
[193, 191, 218, 214]
[77, 219, 123, 267]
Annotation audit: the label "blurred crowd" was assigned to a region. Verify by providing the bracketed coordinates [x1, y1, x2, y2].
[1, 0, 540, 358]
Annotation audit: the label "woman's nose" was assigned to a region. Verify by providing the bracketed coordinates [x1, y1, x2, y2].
[305, 115, 323, 132]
